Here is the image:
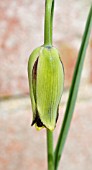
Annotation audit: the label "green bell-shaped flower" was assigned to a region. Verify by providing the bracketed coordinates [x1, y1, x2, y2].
[28, 46, 64, 131]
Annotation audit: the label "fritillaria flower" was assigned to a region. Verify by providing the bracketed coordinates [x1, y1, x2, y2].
[28, 46, 64, 131]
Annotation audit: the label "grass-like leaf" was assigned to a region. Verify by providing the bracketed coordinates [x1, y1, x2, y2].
[54, 5, 92, 170]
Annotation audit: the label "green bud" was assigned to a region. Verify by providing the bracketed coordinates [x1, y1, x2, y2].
[28, 46, 64, 131]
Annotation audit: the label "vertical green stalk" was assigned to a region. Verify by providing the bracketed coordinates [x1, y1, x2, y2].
[44, 0, 54, 46]
[44, 0, 55, 169]
[54, 5, 92, 170]
[50, 0, 55, 44]
[47, 129, 54, 170]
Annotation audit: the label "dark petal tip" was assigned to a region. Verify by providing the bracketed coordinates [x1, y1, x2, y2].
[31, 110, 45, 128]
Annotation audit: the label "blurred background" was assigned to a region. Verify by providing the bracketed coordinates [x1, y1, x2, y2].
[0, 0, 92, 170]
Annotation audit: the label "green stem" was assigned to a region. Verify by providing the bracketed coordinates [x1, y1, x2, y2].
[44, 0, 54, 46]
[54, 5, 92, 170]
[44, 0, 55, 169]
[47, 129, 54, 170]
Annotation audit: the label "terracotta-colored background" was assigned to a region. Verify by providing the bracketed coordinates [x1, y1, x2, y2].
[0, 0, 92, 97]
[0, 0, 92, 170]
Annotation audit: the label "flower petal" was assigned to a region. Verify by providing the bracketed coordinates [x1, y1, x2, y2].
[36, 47, 64, 130]
[28, 47, 41, 120]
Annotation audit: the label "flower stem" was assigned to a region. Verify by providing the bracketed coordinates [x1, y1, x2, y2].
[44, 0, 55, 169]
[44, 0, 54, 46]
[46, 129, 54, 170]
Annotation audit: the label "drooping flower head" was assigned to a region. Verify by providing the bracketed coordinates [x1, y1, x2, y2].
[28, 46, 64, 131]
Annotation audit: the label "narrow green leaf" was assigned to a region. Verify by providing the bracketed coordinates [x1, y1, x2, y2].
[54, 5, 92, 170]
